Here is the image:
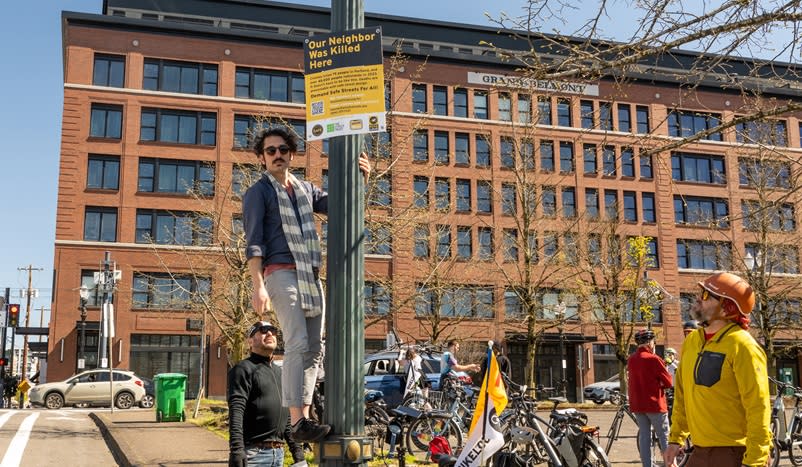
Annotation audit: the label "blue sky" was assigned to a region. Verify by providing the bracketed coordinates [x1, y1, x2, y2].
[0, 0, 796, 326]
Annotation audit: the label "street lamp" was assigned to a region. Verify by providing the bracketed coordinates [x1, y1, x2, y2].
[744, 251, 765, 344]
[78, 285, 89, 370]
[555, 302, 567, 400]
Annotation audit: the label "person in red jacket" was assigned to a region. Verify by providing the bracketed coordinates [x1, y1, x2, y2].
[628, 328, 673, 467]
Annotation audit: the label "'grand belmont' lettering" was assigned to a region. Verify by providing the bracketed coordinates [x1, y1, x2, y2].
[467, 72, 599, 96]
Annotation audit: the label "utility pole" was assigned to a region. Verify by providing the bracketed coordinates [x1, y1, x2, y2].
[1, 288, 8, 378]
[18, 265, 43, 383]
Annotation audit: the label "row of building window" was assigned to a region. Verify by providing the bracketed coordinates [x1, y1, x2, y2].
[92, 54, 797, 148]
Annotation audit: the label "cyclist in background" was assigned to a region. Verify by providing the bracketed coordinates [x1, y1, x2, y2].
[440, 340, 480, 386]
[664, 272, 771, 467]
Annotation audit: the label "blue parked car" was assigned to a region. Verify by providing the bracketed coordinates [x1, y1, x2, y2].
[363, 349, 472, 408]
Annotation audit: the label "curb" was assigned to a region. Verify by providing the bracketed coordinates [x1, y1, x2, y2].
[89, 411, 133, 467]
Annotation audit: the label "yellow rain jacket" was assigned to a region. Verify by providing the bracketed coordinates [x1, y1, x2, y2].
[669, 323, 771, 466]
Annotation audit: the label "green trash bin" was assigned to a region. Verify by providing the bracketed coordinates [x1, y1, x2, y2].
[154, 373, 187, 422]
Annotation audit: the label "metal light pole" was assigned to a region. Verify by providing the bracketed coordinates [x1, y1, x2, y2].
[556, 302, 567, 400]
[78, 285, 89, 370]
[744, 252, 765, 345]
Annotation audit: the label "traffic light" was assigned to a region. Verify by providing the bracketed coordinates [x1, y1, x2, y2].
[0, 358, 7, 366]
[7, 304, 19, 327]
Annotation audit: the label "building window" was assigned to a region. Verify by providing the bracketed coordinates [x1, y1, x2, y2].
[518, 94, 531, 123]
[80, 270, 105, 307]
[454, 89, 468, 117]
[232, 164, 261, 198]
[505, 289, 522, 319]
[502, 183, 517, 215]
[432, 86, 448, 116]
[233, 115, 259, 148]
[521, 140, 535, 170]
[90, 104, 123, 139]
[143, 59, 217, 96]
[542, 186, 556, 217]
[636, 105, 650, 133]
[93, 54, 125, 87]
[735, 119, 787, 146]
[478, 227, 493, 260]
[138, 158, 215, 196]
[477, 181, 492, 213]
[498, 93, 512, 121]
[604, 189, 618, 220]
[580, 100, 594, 129]
[87, 155, 120, 190]
[413, 130, 428, 162]
[540, 141, 555, 173]
[562, 187, 576, 218]
[414, 225, 429, 258]
[434, 131, 449, 165]
[436, 226, 451, 258]
[476, 135, 491, 167]
[413, 176, 429, 209]
[556, 98, 571, 127]
[559, 141, 574, 173]
[671, 152, 726, 184]
[621, 147, 635, 177]
[583, 144, 597, 175]
[500, 137, 515, 169]
[738, 157, 790, 189]
[235, 67, 304, 103]
[587, 234, 601, 266]
[365, 131, 391, 159]
[538, 96, 552, 125]
[745, 244, 799, 274]
[456, 179, 471, 212]
[455, 133, 470, 165]
[503, 229, 518, 262]
[412, 84, 427, 113]
[370, 175, 392, 207]
[645, 238, 659, 268]
[434, 177, 450, 211]
[599, 101, 612, 130]
[623, 191, 637, 222]
[140, 108, 216, 146]
[618, 104, 631, 132]
[474, 91, 488, 119]
[365, 223, 392, 255]
[527, 231, 539, 264]
[544, 232, 558, 260]
[84, 207, 117, 242]
[742, 200, 796, 232]
[585, 188, 599, 220]
[667, 109, 722, 141]
[364, 282, 391, 315]
[602, 146, 616, 176]
[674, 196, 729, 228]
[642, 192, 656, 223]
[132, 273, 211, 309]
[640, 152, 653, 179]
[136, 210, 212, 245]
[456, 226, 472, 259]
[676, 239, 731, 270]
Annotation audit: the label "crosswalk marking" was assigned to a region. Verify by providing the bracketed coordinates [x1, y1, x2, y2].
[0, 413, 15, 431]
[0, 413, 39, 467]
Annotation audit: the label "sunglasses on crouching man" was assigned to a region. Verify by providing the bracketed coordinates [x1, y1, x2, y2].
[249, 323, 279, 337]
[263, 145, 290, 156]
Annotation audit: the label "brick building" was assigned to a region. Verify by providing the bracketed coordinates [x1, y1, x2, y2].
[51, 0, 802, 399]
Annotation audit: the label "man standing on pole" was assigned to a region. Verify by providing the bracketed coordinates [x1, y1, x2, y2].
[243, 127, 370, 442]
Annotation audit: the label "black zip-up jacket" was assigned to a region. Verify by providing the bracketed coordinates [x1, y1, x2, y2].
[227, 353, 292, 451]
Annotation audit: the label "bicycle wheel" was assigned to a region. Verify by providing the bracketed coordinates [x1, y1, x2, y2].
[579, 437, 612, 467]
[604, 413, 621, 454]
[405, 416, 463, 461]
[770, 418, 781, 467]
[676, 437, 692, 467]
[790, 416, 802, 466]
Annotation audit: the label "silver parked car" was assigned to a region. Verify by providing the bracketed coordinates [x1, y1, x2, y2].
[29, 369, 146, 410]
[583, 373, 621, 404]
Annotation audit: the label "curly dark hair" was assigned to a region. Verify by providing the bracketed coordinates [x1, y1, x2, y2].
[251, 126, 298, 156]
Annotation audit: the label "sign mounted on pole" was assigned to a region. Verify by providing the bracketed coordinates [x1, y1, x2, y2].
[303, 27, 386, 141]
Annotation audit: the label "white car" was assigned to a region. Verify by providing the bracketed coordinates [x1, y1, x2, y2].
[583, 373, 621, 404]
[29, 369, 146, 409]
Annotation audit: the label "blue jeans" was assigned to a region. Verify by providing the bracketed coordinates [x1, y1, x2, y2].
[265, 269, 324, 408]
[246, 446, 284, 467]
[634, 412, 669, 467]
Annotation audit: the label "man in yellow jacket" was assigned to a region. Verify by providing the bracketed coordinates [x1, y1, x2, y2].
[663, 272, 771, 467]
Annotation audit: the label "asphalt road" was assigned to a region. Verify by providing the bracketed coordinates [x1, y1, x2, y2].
[0, 407, 117, 466]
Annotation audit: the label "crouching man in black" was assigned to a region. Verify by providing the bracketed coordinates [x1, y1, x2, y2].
[228, 321, 305, 467]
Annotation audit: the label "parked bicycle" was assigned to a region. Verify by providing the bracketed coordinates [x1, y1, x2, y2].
[768, 376, 802, 467]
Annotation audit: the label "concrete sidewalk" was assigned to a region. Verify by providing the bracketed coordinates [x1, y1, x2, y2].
[90, 409, 228, 467]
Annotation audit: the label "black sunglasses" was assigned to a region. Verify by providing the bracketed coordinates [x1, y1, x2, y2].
[264, 145, 290, 156]
[250, 324, 278, 337]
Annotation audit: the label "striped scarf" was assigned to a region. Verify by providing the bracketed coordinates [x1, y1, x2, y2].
[264, 172, 323, 318]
